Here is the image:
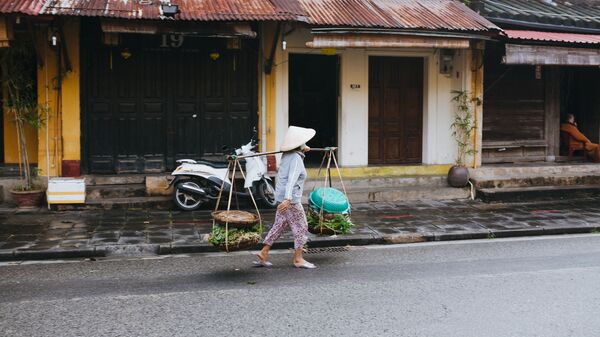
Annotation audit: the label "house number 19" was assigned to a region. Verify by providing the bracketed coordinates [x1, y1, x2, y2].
[160, 34, 184, 48]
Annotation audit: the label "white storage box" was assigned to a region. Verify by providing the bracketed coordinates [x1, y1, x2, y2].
[47, 178, 86, 204]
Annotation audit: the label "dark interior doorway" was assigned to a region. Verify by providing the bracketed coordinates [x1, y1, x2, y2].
[0, 101, 3, 164]
[561, 67, 600, 147]
[289, 54, 339, 165]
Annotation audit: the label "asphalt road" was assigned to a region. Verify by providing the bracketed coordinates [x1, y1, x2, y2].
[1, 235, 600, 337]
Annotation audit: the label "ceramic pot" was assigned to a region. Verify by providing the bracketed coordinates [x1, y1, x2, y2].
[10, 189, 44, 208]
[447, 166, 469, 188]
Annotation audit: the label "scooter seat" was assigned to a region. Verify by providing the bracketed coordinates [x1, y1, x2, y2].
[196, 160, 229, 169]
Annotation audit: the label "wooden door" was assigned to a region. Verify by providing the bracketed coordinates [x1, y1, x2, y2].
[172, 49, 203, 162]
[82, 21, 256, 173]
[369, 57, 423, 165]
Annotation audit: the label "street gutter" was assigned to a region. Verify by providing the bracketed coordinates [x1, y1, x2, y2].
[1, 226, 598, 262]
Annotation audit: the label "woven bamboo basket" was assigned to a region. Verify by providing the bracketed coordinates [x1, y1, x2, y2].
[212, 210, 259, 228]
[213, 234, 261, 252]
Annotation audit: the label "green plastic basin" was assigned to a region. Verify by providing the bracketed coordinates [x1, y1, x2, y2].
[308, 187, 350, 214]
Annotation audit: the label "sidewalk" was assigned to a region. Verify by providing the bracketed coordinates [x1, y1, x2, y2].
[1, 197, 600, 261]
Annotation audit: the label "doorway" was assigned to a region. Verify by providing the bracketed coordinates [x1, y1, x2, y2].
[289, 54, 339, 165]
[369, 56, 423, 165]
[0, 101, 3, 164]
[561, 67, 600, 146]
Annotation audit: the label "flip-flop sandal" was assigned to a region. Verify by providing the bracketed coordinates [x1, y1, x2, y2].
[253, 254, 273, 267]
[294, 261, 317, 269]
[252, 260, 273, 267]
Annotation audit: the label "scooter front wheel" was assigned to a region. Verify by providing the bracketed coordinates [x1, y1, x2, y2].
[173, 182, 205, 211]
[256, 179, 277, 208]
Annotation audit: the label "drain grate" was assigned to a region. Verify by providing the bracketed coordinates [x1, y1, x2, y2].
[305, 246, 350, 254]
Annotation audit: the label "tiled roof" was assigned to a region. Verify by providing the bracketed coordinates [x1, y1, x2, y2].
[505, 29, 600, 44]
[300, 0, 499, 31]
[0, 0, 45, 15]
[40, 0, 305, 21]
[0, 0, 500, 33]
[481, 0, 600, 31]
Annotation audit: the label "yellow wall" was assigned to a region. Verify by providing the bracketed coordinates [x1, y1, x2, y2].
[470, 44, 484, 168]
[3, 108, 38, 164]
[61, 20, 81, 163]
[3, 18, 80, 175]
[307, 164, 452, 179]
[3, 28, 39, 164]
[263, 22, 278, 152]
[36, 18, 80, 177]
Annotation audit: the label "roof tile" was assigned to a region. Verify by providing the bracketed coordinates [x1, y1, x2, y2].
[1, 0, 500, 33]
[482, 0, 600, 30]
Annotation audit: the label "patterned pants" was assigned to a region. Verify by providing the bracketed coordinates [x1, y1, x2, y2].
[263, 203, 308, 250]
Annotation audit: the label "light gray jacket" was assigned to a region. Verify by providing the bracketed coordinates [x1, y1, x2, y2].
[274, 151, 307, 204]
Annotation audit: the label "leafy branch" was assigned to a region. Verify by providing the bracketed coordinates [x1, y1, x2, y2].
[307, 211, 354, 235]
[1, 38, 45, 190]
[450, 90, 478, 166]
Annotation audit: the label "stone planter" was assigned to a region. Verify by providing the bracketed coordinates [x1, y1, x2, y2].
[447, 165, 470, 188]
[10, 189, 45, 208]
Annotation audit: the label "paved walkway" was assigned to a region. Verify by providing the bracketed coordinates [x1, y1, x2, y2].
[1, 198, 600, 260]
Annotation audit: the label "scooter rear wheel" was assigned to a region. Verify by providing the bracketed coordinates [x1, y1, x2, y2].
[174, 182, 205, 211]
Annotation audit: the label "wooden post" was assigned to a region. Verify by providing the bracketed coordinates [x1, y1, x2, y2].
[544, 67, 560, 161]
[0, 17, 13, 48]
[470, 42, 484, 168]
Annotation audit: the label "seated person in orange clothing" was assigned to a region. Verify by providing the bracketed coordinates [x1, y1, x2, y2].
[560, 113, 600, 162]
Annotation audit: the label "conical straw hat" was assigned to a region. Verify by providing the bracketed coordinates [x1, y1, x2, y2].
[280, 126, 316, 152]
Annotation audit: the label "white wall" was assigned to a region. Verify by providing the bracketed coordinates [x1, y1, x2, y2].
[275, 28, 472, 167]
[339, 49, 369, 166]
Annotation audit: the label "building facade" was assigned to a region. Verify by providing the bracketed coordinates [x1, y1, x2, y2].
[478, 0, 600, 164]
[0, 0, 500, 189]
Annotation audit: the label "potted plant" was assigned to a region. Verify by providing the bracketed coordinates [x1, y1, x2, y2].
[448, 90, 478, 188]
[1, 39, 46, 207]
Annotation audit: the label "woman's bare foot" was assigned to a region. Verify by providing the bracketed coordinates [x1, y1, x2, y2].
[257, 248, 269, 263]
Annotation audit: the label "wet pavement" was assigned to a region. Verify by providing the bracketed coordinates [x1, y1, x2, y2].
[1, 197, 600, 260]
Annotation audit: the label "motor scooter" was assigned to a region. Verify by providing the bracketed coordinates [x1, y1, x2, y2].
[169, 133, 276, 211]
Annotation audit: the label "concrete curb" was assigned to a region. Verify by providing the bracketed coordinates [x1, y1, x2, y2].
[1, 227, 598, 262]
[0, 247, 101, 261]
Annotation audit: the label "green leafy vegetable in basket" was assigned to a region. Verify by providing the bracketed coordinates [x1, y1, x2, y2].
[307, 211, 354, 235]
[208, 224, 262, 246]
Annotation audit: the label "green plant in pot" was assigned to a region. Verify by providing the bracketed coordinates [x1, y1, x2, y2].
[1, 39, 46, 207]
[448, 90, 478, 188]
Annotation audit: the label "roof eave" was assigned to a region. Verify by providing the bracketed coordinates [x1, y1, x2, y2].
[310, 27, 502, 41]
[488, 17, 600, 35]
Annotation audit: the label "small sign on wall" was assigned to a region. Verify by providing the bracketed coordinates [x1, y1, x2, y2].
[350, 84, 361, 89]
[535, 65, 542, 80]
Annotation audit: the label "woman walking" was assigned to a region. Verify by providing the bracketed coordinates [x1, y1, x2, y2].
[255, 126, 317, 269]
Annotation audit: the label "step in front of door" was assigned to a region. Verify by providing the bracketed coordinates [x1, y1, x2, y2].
[476, 185, 600, 203]
[53, 196, 173, 211]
